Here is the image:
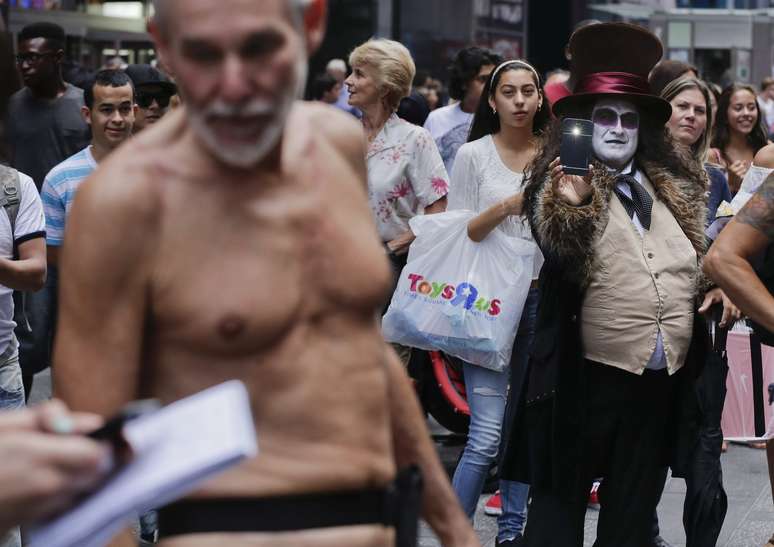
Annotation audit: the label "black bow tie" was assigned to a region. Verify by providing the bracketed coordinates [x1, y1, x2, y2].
[614, 173, 653, 230]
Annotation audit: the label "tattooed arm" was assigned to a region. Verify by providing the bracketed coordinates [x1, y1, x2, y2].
[703, 174, 774, 332]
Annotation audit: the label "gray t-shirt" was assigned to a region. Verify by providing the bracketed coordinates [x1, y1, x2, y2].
[6, 84, 90, 190]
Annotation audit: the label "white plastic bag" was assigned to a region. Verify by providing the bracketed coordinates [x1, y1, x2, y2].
[382, 210, 536, 371]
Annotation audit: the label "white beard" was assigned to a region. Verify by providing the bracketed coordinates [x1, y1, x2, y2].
[188, 55, 309, 170]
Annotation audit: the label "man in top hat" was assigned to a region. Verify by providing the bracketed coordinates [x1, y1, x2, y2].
[124, 64, 177, 132]
[501, 23, 711, 546]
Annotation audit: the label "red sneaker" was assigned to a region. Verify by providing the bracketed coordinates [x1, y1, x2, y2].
[588, 480, 601, 509]
[484, 491, 502, 516]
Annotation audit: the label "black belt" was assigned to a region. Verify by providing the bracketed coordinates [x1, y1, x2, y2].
[157, 466, 423, 541]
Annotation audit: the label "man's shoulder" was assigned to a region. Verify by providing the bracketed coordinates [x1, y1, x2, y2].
[61, 84, 85, 105]
[8, 87, 30, 103]
[427, 103, 459, 119]
[45, 148, 94, 185]
[425, 103, 462, 126]
[7, 88, 31, 113]
[72, 145, 162, 230]
[754, 143, 774, 169]
[293, 101, 365, 162]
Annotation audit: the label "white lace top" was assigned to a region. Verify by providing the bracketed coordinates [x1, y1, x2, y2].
[448, 135, 544, 279]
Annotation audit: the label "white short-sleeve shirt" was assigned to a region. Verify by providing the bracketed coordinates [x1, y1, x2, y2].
[448, 135, 544, 279]
[0, 171, 46, 354]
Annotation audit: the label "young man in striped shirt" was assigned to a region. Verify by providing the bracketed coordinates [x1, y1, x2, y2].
[41, 69, 136, 267]
[39, 69, 135, 396]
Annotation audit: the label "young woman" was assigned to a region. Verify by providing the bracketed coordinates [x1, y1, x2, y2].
[447, 60, 549, 547]
[710, 83, 770, 194]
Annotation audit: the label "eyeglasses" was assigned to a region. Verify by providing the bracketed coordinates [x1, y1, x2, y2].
[15, 52, 55, 65]
[592, 108, 640, 130]
[136, 92, 172, 109]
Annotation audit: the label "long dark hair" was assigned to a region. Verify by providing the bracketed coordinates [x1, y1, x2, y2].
[711, 83, 768, 162]
[524, 102, 706, 230]
[468, 60, 551, 142]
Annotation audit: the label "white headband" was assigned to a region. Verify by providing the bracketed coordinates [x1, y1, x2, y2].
[490, 60, 541, 88]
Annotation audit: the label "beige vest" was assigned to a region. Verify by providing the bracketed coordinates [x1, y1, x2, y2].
[581, 175, 697, 375]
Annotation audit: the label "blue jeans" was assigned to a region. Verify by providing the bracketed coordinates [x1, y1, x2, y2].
[0, 335, 23, 547]
[452, 288, 538, 540]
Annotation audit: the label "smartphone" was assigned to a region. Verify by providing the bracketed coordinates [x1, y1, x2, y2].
[560, 118, 594, 176]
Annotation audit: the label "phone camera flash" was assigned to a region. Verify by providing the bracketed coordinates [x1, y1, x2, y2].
[572, 127, 580, 136]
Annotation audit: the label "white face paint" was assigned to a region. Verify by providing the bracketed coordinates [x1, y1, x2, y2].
[591, 98, 639, 170]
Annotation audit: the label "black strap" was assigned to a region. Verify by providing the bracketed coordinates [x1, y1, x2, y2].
[614, 173, 653, 230]
[713, 319, 729, 355]
[749, 331, 767, 437]
[158, 492, 386, 537]
[158, 467, 422, 541]
[0, 165, 20, 236]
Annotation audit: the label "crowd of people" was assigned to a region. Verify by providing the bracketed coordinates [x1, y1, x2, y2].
[0, 1, 772, 547]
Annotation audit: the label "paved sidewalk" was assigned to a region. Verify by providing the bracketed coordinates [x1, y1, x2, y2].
[421, 439, 773, 547]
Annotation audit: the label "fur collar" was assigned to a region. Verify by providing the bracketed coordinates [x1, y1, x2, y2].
[532, 155, 709, 288]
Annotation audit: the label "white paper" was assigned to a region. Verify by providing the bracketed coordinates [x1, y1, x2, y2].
[730, 165, 774, 214]
[28, 380, 258, 547]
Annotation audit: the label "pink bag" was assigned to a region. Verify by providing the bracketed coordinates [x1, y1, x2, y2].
[721, 331, 774, 441]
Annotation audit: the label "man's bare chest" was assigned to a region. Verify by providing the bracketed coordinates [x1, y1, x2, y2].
[148, 187, 393, 354]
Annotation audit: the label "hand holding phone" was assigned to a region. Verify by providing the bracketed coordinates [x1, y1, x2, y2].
[549, 157, 593, 206]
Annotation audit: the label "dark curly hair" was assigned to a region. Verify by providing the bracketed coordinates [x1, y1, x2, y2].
[711, 83, 769, 163]
[468, 61, 550, 142]
[447, 47, 502, 102]
[523, 101, 706, 231]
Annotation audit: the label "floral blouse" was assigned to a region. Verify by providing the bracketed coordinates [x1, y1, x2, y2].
[366, 113, 450, 241]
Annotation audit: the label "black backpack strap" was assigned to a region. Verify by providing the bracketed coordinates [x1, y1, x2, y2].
[0, 166, 21, 241]
[0, 168, 29, 334]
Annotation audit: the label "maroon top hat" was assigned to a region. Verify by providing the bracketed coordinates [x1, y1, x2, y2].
[553, 22, 672, 124]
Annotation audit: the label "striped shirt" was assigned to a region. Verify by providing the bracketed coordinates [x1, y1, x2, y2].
[41, 146, 97, 246]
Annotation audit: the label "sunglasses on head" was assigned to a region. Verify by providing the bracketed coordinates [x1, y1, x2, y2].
[592, 108, 640, 130]
[136, 91, 172, 109]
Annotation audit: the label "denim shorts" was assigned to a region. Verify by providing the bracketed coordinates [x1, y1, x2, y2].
[0, 335, 24, 410]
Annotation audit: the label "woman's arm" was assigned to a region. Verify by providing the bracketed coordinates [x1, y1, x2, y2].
[466, 194, 523, 242]
[387, 197, 447, 255]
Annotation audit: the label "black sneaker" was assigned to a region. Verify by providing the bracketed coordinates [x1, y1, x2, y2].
[651, 536, 673, 547]
[495, 534, 524, 547]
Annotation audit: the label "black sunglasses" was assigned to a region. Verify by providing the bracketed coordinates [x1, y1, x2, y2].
[592, 108, 640, 130]
[136, 92, 172, 109]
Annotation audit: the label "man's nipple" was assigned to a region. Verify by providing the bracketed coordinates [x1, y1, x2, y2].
[217, 314, 247, 339]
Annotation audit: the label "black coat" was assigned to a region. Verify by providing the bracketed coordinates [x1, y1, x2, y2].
[501, 258, 711, 500]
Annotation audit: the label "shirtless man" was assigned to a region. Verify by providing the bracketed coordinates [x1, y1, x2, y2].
[705, 144, 774, 547]
[53, 1, 477, 546]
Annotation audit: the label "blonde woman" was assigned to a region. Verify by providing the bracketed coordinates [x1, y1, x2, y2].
[346, 39, 448, 368]
[345, 39, 448, 268]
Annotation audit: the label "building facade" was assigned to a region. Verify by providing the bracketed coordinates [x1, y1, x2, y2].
[7, 0, 153, 68]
